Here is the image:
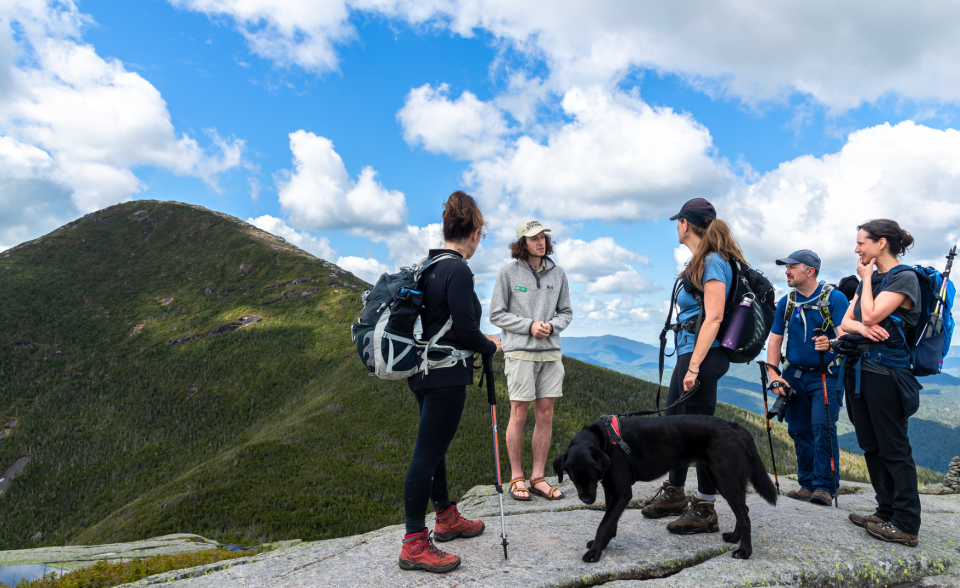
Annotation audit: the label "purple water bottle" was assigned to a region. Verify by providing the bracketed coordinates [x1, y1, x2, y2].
[722, 293, 755, 351]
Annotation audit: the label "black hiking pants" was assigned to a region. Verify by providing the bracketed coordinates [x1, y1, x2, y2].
[403, 385, 465, 534]
[846, 369, 921, 535]
[666, 347, 730, 496]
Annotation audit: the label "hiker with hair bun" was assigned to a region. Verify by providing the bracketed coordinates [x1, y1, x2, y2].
[399, 191, 502, 574]
[641, 198, 741, 534]
[837, 219, 923, 547]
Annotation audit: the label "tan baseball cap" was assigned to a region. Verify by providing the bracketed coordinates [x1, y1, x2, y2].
[516, 219, 550, 240]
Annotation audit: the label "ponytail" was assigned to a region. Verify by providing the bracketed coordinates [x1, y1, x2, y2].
[857, 219, 914, 258]
[683, 217, 746, 290]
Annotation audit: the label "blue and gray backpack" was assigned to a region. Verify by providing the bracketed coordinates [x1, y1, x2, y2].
[880, 255, 956, 376]
[351, 254, 473, 380]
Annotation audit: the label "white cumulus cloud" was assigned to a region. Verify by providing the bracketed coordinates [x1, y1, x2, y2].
[276, 130, 407, 232]
[583, 268, 655, 295]
[726, 121, 960, 283]
[465, 87, 732, 221]
[398, 83, 509, 160]
[173, 0, 960, 110]
[247, 215, 338, 261]
[0, 0, 245, 247]
[336, 255, 391, 284]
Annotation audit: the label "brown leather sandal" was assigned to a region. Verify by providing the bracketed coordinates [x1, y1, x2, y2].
[509, 477, 531, 501]
[529, 477, 564, 500]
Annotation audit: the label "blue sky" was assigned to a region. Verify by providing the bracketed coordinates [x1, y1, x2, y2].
[3, 0, 960, 344]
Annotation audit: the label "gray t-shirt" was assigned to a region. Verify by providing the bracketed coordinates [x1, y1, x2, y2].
[854, 268, 921, 374]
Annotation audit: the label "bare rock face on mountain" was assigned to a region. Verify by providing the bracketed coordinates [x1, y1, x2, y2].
[52, 474, 955, 588]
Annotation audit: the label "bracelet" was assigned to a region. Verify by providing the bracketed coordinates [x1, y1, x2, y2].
[687, 368, 699, 374]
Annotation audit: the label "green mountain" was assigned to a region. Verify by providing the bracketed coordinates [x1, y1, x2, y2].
[565, 335, 960, 473]
[0, 201, 938, 552]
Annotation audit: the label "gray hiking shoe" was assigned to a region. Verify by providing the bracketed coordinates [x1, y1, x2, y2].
[666, 496, 720, 534]
[641, 481, 689, 519]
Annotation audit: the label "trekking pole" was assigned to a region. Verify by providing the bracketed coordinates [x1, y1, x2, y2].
[935, 246, 957, 318]
[814, 328, 839, 508]
[756, 361, 780, 495]
[481, 353, 509, 559]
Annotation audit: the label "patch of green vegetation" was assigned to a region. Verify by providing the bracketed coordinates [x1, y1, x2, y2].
[15, 548, 261, 587]
[0, 200, 938, 551]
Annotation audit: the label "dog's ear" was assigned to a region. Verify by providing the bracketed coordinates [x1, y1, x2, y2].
[591, 446, 611, 475]
[553, 453, 566, 483]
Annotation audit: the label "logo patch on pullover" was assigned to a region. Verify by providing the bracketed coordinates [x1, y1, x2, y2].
[515, 286, 527, 292]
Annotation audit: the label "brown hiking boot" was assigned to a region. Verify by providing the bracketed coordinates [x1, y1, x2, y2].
[399, 530, 461, 573]
[641, 481, 689, 519]
[849, 512, 886, 528]
[787, 488, 813, 501]
[865, 521, 919, 547]
[667, 496, 719, 534]
[433, 502, 485, 542]
[809, 489, 833, 506]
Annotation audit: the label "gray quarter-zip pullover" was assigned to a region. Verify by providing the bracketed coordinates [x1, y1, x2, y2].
[489, 257, 573, 353]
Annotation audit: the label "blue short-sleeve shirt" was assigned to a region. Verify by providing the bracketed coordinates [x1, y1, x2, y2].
[770, 283, 849, 369]
[675, 253, 733, 355]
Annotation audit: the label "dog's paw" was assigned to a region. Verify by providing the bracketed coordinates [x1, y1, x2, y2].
[582, 549, 603, 563]
[586, 540, 594, 549]
[731, 547, 751, 559]
[722, 531, 741, 544]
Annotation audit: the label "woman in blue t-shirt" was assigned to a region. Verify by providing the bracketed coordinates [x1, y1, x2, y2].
[641, 198, 744, 535]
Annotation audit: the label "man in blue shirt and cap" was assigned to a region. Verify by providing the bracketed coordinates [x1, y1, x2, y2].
[766, 249, 850, 506]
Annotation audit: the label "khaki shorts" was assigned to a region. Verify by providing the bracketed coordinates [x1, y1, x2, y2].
[504, 357, 564, 402]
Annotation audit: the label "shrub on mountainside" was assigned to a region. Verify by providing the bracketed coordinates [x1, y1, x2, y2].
[16, 548, 261, 588]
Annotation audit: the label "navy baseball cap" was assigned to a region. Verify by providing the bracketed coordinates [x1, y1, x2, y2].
[776, 249, 821, 272]
[669, 198, 716, 227]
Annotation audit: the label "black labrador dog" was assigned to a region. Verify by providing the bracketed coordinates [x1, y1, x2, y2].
[553, 414, 777, 562]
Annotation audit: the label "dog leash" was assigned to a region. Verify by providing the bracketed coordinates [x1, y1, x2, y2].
[617, 380, 701, 418]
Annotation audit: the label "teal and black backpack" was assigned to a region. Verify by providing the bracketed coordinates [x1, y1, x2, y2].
[351, 254, 473, 380]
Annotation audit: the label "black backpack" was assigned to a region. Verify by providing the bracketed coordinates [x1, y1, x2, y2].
[351, 254, 472, 379]
[657, 259, 776, 403]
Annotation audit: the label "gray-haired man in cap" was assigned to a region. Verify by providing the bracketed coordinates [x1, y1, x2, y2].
[490, 219, 573, 502]
[766, 249, 849, 506]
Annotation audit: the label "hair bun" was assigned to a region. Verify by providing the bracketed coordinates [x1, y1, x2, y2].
[900, 228, 915, 252]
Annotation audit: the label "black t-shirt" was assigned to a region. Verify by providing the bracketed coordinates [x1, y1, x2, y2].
[854, 267, 921, 374]
[408, 249, 497, 392]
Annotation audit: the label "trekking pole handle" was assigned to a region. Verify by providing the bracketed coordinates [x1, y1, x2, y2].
[483, 353, 496, 406]
[814, 328, 827, 373]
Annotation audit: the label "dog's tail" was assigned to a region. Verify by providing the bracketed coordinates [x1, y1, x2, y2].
[735, 424, 778, 506]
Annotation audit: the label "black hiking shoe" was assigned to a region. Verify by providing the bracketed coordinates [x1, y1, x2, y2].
[641, 481, 689, 519]
[667, 496, 719, 534]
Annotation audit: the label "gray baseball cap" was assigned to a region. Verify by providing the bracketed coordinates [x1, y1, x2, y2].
[776, 249, 821, 272]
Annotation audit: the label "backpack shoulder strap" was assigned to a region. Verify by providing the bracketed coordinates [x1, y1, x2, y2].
[413, 253, 464, 282]
[818, 283, 838, 337]
[781, 288, 797, 360]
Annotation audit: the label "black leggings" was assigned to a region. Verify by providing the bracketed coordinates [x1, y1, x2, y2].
[403, 385, 466, 534]
[666, 348, 730, 496]
[846, 369, 921, 535]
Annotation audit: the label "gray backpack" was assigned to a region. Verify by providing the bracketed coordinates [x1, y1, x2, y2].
[351, 254, 473, 380]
